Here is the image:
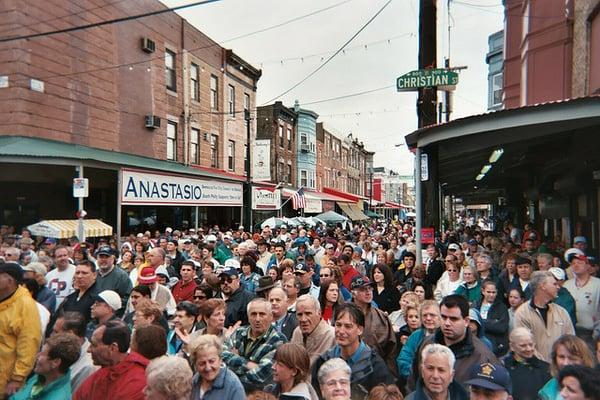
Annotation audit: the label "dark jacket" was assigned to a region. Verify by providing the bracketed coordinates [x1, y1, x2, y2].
[312, 342, 395, 399]
[553, 287, 577, 326]
[405, 378, 469, 400]
[275, 310, 298, 340]
[425, 259, 445, 286]
[59, 283, 99, 323]
[474, 299, 509, 356]
[502, 352, 551, 400]
[35, 286, 57, 313]
[409, 328, 498, 390]
[372, 286, 401, 314]
[222, 287, 254, 327]
[508, 276, 532, 300]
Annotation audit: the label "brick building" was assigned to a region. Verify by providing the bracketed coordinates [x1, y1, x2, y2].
[0, 0, 260, 233]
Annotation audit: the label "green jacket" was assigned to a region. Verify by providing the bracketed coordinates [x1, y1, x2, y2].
[554, 287, 577, 326]
[10, 371, 72, 400]
[454, 281, 481, 306]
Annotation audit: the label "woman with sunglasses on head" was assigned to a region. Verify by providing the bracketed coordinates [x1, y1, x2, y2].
[370, 263, 401, 314]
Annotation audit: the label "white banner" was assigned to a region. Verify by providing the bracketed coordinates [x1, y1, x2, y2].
[304, 197, 322, 214]
[252, 187, 281, 210]
[121, 169, 243, 206]
[253, 139, 271, 181]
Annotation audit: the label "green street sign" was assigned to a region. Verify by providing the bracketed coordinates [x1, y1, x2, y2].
[396, 69, 459, 91]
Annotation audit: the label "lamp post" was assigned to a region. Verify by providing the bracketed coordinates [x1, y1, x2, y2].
[244, 109, 252, 230]
[368, 167, 373, 212]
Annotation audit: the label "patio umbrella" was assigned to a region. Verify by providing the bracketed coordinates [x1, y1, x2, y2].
[260, 217, 287, 229]
[315, 211, 349, 225]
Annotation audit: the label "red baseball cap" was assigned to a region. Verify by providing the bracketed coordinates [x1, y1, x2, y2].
[138, 267, 158, 284]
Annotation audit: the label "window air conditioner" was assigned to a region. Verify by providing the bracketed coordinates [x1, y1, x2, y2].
[141, 37, 156, 53]
[145, 115, 161, 129]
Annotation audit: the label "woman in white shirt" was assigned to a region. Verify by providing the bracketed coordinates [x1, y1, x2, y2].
[434, 255, 463, 302]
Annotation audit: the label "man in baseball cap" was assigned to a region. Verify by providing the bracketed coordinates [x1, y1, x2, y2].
[465, 362, 512, 400]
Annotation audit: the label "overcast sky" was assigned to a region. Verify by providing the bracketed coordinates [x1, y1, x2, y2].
[163, 0, 504, 174]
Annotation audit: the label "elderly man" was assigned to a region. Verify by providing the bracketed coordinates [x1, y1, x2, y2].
[465, 363, 513, 400]
[291, 294, 336, 366]
[502, 327, 550, 400]
[0, 262, 42, 397]
[95, 246, 132, 316]
[135, 266, 176, 316]
[411, 295, 497, 388]
[222, 298, 287, 391]
[218, 266, 254, 327]
[563, 253, 600, 348]
[350, 275, 396, 372]
[74, 320, 148, 400]
[269, 287, 297, 340]
[46, 245, 76, 310]
[51, 311, 98, 391]
[23, 261, 56, 312]
[406, 344, 468, 400]
[514, 270, 574, 362]
[294, 263, 320, 298]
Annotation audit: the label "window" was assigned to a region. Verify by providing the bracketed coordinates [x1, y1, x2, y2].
[190, 63, 199, 101]
[244, 93, 250, 126]
[190, 128, 199, 164]
[309, 171, 315, 189]
[300, 134, 308, 145]
[278, 161, 285, 181]
[278, 125, 284, 148]
[492, 73, 502, 106]
[244, 144, 248, 173]
[287, 164, 292, 183]
[300, 170, 308, 187]
[228, 85, 235, 116]
[228, 140, 235, 170]
[167, 121, 177, 160]
[165, 49, 176, 91]
[210, 134, 218, 168]
[287, 128, 292, 150]
[210, 75, 218, 109]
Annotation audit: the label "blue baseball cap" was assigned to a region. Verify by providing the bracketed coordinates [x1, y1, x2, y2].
[465, 363, 512, 394]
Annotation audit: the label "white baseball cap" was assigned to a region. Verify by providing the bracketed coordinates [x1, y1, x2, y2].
[205, 234, 217, 242]
[549, 267, 566, 281]
[95, 290, 122, 311]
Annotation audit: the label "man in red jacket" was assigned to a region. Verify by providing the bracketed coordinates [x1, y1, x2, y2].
[74, 320, 148, 400]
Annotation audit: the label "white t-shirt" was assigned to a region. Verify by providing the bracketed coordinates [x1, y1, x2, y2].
[36, 302, 50, 335]
[46, 264, 76, 310]
[564, 276, 600, 330]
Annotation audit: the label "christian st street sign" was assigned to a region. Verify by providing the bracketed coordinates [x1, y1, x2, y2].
[397, 69, 459, 91]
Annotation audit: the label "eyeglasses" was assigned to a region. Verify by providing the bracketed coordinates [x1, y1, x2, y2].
[220, 277, 235, 284]
[320, 273, 331, 278]
[324, 378, 350, 388]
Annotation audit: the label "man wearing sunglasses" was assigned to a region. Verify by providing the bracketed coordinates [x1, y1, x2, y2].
[218, 266, 254, 328]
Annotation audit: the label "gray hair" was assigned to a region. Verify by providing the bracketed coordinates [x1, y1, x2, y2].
[296, 294, 321, 313]
[317, 358, 351, 384]
[247, 297, 272, 315]
[146, 356, 193, 400]
[463, 264, 479, 279]
[509, 327, 533, 343]
[536, 253, 553, 264]
[421, 343, 455, 370]
[269, 287, 288, 301]
[478, 254, 492, 267]
[530, 270, 554, 294]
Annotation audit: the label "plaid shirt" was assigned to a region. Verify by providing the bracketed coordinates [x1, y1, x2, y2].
[222, 324, 287, 388]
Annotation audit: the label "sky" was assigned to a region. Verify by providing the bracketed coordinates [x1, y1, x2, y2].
[162, 0, 504, 174]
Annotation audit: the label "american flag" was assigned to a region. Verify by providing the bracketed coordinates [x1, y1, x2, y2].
[291, 187, 306, 210]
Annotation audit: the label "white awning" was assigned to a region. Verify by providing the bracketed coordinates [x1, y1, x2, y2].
[28, 219, 113, 239]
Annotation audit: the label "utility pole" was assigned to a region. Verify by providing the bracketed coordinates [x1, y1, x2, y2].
[415, 0, 438, 266]
[244, 110, 252, 230]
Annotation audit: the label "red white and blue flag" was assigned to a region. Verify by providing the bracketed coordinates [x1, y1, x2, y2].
[291, 187, 306, 210]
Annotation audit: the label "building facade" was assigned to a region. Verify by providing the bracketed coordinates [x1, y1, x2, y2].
[316, 123, 344, 192]
[294, 102, 318, 190]
[0, 0, 260, 233]
[256, 102, 297, 186]
[486, 30, 504, 110]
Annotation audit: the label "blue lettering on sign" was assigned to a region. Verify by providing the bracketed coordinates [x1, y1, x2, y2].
[125, 176, 206, 200]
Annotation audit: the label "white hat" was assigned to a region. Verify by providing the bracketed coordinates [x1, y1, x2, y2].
[448, 243, 461, 251]
[549, 267, 566, 281]
[96, 290, 122, 311]
[205, 234, 217, 242]
[155, 265, 170, 278]
[165, 227, 173, 233]
[564, 247, 585, 263]
[224, 259, 240, 270]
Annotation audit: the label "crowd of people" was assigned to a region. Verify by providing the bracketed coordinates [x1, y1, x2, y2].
[0, 220, 599, 400]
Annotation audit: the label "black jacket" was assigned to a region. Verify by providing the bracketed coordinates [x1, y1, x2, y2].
[502, 353, 551, 400]
[425, 259, 445, 286]
[373, 286, 401, 314]
[222, 287, 254, 327]
[474, 299, 509, 356]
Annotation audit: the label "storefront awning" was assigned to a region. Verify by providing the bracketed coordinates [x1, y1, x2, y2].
[323, 187, 368, 202]
[338, 202, 368, 221]
[28, 219, 113, 239]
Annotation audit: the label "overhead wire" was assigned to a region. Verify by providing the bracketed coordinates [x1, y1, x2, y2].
[261, 0, 394, 105]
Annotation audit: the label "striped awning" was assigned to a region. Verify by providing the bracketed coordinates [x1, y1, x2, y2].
[28, 219, 113, 239]
[338, 202, 369, 221]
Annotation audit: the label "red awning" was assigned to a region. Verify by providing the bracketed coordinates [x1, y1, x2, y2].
[384, 201, 402, 209]
[322, 187, 367, 202]
[281, 188, 353, 203]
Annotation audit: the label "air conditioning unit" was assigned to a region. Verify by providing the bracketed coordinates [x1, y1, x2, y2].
[141, 37, 156, 53]
[145, 115, 161, 129]
[203, 133, 209, 141]
[300, 144, 310, 152]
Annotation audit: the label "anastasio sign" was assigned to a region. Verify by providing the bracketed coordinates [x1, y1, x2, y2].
[120, 169, 243, 206]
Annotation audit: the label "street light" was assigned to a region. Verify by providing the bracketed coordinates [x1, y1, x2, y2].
[244, 109, 252, 229]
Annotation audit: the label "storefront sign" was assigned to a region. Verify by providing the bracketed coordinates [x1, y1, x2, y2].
[421, 227, 435, 244]
[252, 187, 281, 210]
[253, 139, 271, 181]
[121, 169, 243, 206]
[304, 197, 323, 214]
